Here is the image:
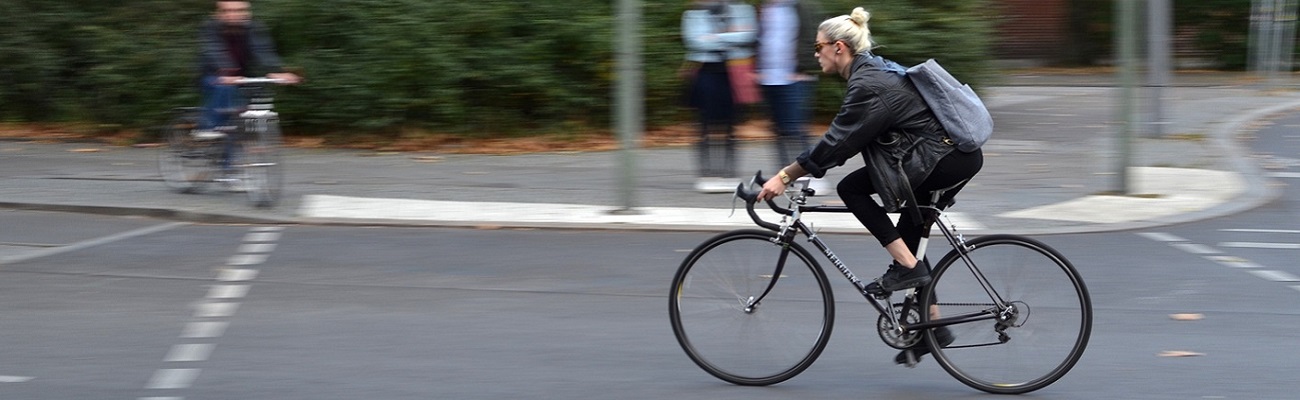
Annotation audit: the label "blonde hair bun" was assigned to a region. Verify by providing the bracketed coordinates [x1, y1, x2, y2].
[850, 7, 870, 26]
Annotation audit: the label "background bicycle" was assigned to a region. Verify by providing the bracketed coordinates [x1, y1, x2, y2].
[158, 77, 287, 208]
[669, 173, 1092, 394]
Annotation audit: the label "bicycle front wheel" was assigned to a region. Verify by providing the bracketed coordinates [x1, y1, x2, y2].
[924, 234, 1092, 394]
[240, 117, 284, 208]
[669, 229, 833, 386]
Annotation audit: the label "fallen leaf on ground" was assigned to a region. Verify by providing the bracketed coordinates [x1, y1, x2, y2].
[1170, 313, 1204, 321]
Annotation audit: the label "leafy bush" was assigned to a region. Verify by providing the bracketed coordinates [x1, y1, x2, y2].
[0, 0, 996, 139]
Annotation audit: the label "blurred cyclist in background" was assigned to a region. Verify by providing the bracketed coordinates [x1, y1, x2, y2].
[196, 0, 300, 187]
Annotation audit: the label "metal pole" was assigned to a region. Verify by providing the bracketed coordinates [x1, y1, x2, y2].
[1146, 0, 1172, 138]
[613, 0, 643, 214]
[1115, 0, 1138, 195]
[1270, 0, 1285, 85]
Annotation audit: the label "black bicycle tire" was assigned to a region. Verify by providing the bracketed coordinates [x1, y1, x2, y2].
[669, 229, 834, 386]
[923, 234, 1092, 394]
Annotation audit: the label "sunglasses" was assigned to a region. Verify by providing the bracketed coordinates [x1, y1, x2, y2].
[814, 41, 837, 52]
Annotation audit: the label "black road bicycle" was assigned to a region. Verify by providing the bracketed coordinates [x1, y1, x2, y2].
[669, 172, 1092, 394]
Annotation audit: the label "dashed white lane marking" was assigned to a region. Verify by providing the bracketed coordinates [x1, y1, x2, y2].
[227, 253, 267, 266]
[0, 376, 33, 383]
[1143, 231, 1300, 291]
[218, 268, 258, 282]
[1270, 171, 1300, 178]
[244, 232, 282, 242]
[1138, 232, 1186, 242]
[194, 302, 240, 318]
[1220, 228, 1300, 234]
[180, 321, 228, 338]
[207, 285, 250, 299]
[145, 369, 199, 389]
[1249, 270, 1300, 282]
[1170, 243, 1220, 254]
[142, 226, 284, 399]
[237, 243, 277, 254]
[164, 344, 215, 362]
[1205, 255, 1265, 269]
[1218, 242, 1300, 250]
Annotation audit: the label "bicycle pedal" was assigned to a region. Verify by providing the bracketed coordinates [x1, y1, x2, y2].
[901, 350, 918, 368]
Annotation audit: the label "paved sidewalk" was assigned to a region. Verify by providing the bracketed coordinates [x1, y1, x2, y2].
[1, 73, 1297, 235]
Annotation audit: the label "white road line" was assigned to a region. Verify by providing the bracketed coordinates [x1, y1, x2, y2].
[1249, 270, 1300, 282]
[250, 226, 284, 232]
[1205, 255, 1265, 269]
[0, 376, 33, 383]
[1269, 171, 1300, 178]
[145, 368, 199, 389]
[181, 321, 228, 338]
[244, 231, 282, 243]
[0, 222, 187, 265]
[164, 344, 214, 362]
[237, 243, 277, 254]
[1220, 229, 1300, 234]
[194, 302, 239, 318]
[206, 285, 249, 299]
[1218, 242, 1300, 250]
[1170, 243, 1221, 255]
[1138, 232, 1187, 242]
[217, 268, 258, 282]
[227, 253, 267, 266]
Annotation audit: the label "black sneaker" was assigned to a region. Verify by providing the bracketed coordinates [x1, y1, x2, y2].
[895, 326, 955, 367]
[865, 260, 932, 295]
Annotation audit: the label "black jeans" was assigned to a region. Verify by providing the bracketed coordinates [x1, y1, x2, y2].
[837, 148, 984, 251]
[691, 62, 737, 177]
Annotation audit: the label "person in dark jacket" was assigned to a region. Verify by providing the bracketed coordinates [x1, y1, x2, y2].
[755, 6, 983, 364]
[196, 0, 300, 188]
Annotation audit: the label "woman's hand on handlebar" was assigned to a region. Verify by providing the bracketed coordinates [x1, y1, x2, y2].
[756, 174, 787, 202]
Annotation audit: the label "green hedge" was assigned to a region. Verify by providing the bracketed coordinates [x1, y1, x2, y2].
[0, 0, 995, 139]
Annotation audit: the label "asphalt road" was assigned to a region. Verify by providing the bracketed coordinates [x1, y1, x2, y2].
[0, 114, 1297, 400]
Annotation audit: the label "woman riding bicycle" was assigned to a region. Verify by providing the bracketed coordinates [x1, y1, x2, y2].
[754, 6, 983, 362]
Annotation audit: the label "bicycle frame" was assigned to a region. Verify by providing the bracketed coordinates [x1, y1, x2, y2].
[736, 173, 1011, 337]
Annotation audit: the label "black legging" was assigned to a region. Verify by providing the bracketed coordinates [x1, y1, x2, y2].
[837, 148, 984, 251]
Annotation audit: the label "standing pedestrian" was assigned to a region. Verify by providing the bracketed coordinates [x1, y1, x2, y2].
[756, 0, 822, 168]
[682, 0, 757, 193]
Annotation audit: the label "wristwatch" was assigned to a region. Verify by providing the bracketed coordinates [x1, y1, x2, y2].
[778, 169, 792, 185]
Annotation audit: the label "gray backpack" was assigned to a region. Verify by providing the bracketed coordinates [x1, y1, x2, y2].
[906, 59, 993, 153]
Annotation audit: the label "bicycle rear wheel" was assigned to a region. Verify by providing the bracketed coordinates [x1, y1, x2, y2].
[669, 229, 833, 386]
[240, 117, 284, 208]
[923, 234, 1091, 394]
[157, 109, 216, 193]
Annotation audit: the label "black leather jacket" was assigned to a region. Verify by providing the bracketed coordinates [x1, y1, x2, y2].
[796, 54, 956, 212]
[198, 19, 285, 78]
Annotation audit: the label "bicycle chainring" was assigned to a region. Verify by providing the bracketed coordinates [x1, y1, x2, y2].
[877, 302, 923, 349]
